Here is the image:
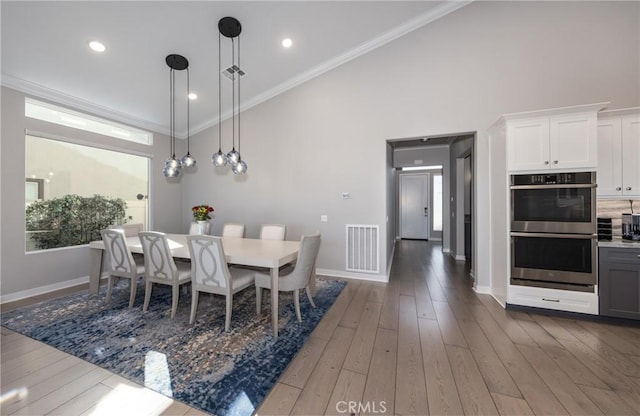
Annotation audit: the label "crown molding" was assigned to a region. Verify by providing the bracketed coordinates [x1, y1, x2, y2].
[2, 1, 472, 139]
[1, 74, 169, 136]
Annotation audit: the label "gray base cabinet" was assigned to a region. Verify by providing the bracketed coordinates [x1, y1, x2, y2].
[599, 247, 640, 320]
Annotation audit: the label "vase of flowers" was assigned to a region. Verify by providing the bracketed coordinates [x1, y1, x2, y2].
[192, 204, 214, 235]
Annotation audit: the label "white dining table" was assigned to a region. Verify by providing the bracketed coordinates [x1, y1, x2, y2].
[89, 234, 301, 336]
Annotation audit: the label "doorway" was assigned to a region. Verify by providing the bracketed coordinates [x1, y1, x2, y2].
[400, 173, 430, 239]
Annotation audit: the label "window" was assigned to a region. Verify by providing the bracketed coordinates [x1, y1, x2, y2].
[433, 174, 443, 232]
[25, 135, 149, 251]
[25, 99, 153, 145]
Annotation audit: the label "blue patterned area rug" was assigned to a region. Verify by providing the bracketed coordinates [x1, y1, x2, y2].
[1, 278, 346, 415]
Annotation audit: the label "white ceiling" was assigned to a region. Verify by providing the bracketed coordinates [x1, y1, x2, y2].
[1, 1, 469, 138]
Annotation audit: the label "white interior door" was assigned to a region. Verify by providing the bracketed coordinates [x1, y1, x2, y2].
[400, 173, 430, 239]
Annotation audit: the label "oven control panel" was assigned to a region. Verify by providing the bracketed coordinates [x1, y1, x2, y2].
[512, 171, 595, 186]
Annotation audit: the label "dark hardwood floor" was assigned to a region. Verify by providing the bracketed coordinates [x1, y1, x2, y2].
[2, 240, 639, 415]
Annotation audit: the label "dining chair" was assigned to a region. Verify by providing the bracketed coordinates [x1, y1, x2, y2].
[108, 223, 143, 237]
[222, 223, 245, 238]
[255, 233, 321, 322]
[138, 231, 191, 318]
[100, 229, 144, 308]
[260, 224, 286, 241]
[186, 235, 255, 330]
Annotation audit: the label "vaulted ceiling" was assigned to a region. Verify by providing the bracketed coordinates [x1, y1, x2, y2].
[1, 1, 470, 137]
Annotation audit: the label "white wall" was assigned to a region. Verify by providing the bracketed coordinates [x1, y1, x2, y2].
[182, 1, 639, 288]
[0, 87, 184, 300]
[2, 1, 638, 298]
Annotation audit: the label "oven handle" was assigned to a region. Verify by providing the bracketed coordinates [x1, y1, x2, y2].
[510, 184, 596, 190]
[510, 232, 597, 239]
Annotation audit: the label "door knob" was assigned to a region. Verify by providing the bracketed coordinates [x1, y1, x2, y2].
[626, 187, 632, 191]
[544, 161, 549, 165]
[424, 207, 428, 217]
[553, 160, 558, 164]
[616, 187, 622, 191]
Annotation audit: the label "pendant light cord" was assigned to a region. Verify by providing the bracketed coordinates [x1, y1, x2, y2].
[186, 68, 190, 154]
[231, 37, 236, 151]
[237, 36, 241, 153]
[170, 67, 175, 158]
[218, 31, 222, 151]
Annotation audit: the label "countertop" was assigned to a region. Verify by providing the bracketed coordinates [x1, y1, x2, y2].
[598, 238, 640, 249]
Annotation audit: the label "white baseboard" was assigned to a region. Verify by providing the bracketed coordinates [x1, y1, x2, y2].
[473, 285, 491, 294]
[316, 268, 389, 283]
[442, 248, 451, 254]
[454, 254, 466, 262]
[470, 268, 475, 279]
[0, 275, 100, 304]
[386, 242, 396, 277]
[490, 292, 506, 308]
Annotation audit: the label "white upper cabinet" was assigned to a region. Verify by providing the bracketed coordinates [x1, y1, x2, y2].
[505, 103, 606, 173]
[598, 110, 640, 199]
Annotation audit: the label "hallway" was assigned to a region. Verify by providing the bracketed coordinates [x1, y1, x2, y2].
[260, 239, 640, 415]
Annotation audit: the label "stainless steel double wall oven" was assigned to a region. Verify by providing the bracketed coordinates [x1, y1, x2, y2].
[510, 172, 597, 292]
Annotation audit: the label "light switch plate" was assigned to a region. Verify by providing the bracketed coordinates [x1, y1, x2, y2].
[320, 215, 328, 222]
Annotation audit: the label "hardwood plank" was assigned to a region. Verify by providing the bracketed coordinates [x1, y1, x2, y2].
[256, 383, 301, 416]
[378, 280, 400, 331]
[1, 337, 48, 361]
[1, 348, 70, 384]
[413, 278, 436, 320]
[516, 343, 603, 415]
[491, 392, 534, 416]
[556, 318, 640, 378]
[395, 295, 428, 415]
[577, 320, 640, 356]
[472, 304, 569, 415]
[530, 314, 580, 341]
[367, 283, 387, 304]
[541, 345, 610, 390]
[424, 268, 447, 302]
[11, 367, 111, 415]
[290, 326, 355, 415]
[343, 302, 382, 374]
[0, 360, 97, 414]
[476, 294, 536, 347]
[455, 317, 522, 398]
[312, 282, 359, 340]
[279, 336, 328, 389]
[418, 318, 463, 416]
[339, 284, 371, 329]
[515, 319, 564, 349]
[446, 345, 499, 415]
[432, 301, 467, 348]
[578, 385, 639, 416]
[555, 336, 640, 413]
[48, 382, 113, 415]
[325, 369, 367, 416]
[159, 400, 193, 416]
[1, 355, 78, 392]
[361, 328, 398, 416]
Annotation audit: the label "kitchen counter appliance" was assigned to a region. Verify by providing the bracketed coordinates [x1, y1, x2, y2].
[510, 172, 597, 292]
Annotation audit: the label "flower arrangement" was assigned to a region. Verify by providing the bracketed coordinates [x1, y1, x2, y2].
[192, 204, 214, 221]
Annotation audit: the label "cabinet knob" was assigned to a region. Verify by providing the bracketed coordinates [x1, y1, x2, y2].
[544, 161, 549, 165]
[616, 187, 622, 191]
[553, 160, 558, 164]
[626, 187, 632, 191]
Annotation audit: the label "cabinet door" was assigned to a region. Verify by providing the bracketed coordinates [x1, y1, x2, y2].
[550, 113, 598, 170]
[597, 118, 623, 197]
[507, 118, 549, 171]
[621, 115, 640, 197]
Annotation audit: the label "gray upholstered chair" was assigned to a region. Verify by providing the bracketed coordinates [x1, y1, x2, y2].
[186, 235, 255, 330]
[255, 233, 321, 322]
[259, 224, 286, 241]
[138, 231, 191, 318]
[100, 229, 144, 308]
[222, 223, 245, 238]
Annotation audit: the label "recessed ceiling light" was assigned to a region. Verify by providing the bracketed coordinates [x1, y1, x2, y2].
[281, 38, 293, 48]
[89, 41, 106, 53]
[188, 92, 198, 100]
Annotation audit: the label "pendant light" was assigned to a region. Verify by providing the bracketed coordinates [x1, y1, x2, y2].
[163, 54, 192, 178]
[181, 67, 197, 168]
[212, 17, 247, 175]
[211, 27, 228, 167]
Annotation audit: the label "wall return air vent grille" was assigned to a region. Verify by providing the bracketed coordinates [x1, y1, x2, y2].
[346, 224, 379, 274]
